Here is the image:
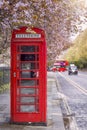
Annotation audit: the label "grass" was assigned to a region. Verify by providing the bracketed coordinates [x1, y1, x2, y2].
[0, 83, 10, 93]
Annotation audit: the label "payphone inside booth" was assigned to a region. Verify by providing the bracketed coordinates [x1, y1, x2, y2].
[10, 27, 47, 125]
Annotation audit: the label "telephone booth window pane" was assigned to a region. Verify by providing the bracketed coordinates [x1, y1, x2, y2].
[19, 79, 39, 86]
[21, 54, 35, 61]
[20, 54, 39, 61]
[20, 71, 39, 78]
[19, 46, 39, 52]
[21, 63, 31, 70]
[17, 46, 39, 52]
[20, 88, 38, 95]
[20, 105, 36, 112]
[20, 71, 31, 78]
[20, 97, 35, 103]
[21, 63, 39, 70]
[21, 46, 35, 52]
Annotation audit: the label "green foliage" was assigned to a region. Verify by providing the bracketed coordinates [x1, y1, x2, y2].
[65, 29, 87, 69]
[0, 83, 10, 93]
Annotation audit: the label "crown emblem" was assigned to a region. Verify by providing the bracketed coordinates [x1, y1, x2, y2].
[26, 27, 36, 34]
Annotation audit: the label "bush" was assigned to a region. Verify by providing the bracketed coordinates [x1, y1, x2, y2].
[0, 83, 10, 93]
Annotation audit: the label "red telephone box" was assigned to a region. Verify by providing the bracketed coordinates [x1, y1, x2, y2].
[10, 26, 47, 125]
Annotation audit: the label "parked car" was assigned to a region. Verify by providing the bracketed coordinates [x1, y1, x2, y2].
[68, 65, 78, 75]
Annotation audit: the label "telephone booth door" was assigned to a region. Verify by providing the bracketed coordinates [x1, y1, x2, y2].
[11, 27, 47, 124]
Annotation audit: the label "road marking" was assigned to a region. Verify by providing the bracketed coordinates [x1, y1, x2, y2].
[52, 113, 61, 116]
[58, 72, 87, 96]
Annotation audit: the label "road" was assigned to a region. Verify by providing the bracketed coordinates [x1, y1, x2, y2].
[56, 71, 87, 130]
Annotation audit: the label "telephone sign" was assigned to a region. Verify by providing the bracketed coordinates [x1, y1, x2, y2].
[15, 34, 41, 38]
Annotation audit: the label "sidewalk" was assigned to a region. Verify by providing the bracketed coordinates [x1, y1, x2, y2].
[47, 72, 65, 130]
[0, 72, 65, 130]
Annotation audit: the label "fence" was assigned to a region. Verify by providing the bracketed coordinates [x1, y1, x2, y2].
[0, 67, 10, 93]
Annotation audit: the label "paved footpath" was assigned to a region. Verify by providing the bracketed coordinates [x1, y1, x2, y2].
[0, 72, 65, 130]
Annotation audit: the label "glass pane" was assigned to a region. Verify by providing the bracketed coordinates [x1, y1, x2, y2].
[21, 54, 35, 61]
[20, 88, 38, 95]
[21, 63, 31, 70]
[20, 71, 31, 78]
[20, 71, 39, 78]
[17, 46, 39, 52]
[20, 46, 39, 52]
[21, 63, 39, 70]
[21, 46, 35, 52]
[20, 97, 35, 103]
[20, 105, 35, 112]
[18, 79, 39, 86]
[20, 54, 39, 61]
